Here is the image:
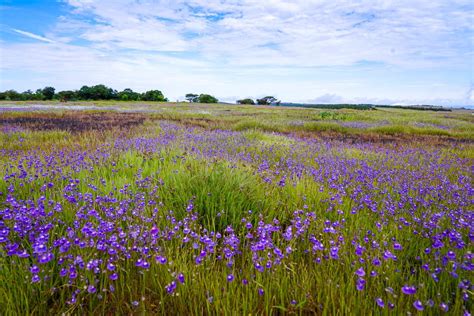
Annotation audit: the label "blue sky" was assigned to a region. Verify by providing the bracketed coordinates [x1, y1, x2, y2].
[0, 0, 473, 105]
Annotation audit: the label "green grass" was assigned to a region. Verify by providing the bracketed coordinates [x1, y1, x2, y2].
[1, 101, 473, 139]
[0, 104, 472, 315]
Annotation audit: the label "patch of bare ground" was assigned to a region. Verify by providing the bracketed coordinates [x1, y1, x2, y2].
[0, 112, 147, 133]
[293, 130, 473, 146]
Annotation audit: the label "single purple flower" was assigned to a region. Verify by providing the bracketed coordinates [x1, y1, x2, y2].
[178, 273, 185, 284]
[355, 267, 365, 277]
[376, 298, 384, 308]
[401, 285, 417, 295]
[330, 247, 339, 259]
[150, 226, 159, 236]
[38, 252, 54, 264]
[156, 256, 167, 264]
[30, 265, 40, 274]
[393, 243, 402, 250]
[413, 300, 423, 311]
[440, 302, 449, 312]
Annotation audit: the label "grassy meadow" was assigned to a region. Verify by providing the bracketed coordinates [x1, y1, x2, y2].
[0, 102, 473, 315]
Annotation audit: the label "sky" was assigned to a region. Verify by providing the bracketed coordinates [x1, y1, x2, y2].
[0, 0, 473, 106]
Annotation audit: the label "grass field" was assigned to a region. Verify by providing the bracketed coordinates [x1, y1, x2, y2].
[0, 102, 473, 315]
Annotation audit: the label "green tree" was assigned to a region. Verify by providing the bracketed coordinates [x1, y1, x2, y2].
[57, 90, 78, 102]
[256, 96, 278, 105]
[21, 90, 34, 100]
[141, 90, 167, 102]
[78, 85, 117, 100]
[185, 93, 199, 102]
[34, 89, 45, 100]
[41, 86, 55, 100]
[3, 90, 22, 101]
[197, 94, 218, 103]
[118, 88, 140, 101]
[237, 98, 255, 105]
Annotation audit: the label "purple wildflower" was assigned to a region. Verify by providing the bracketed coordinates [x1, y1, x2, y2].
[178, 273, 185, 284]
[401, 285, 417, 295]
[356, 278, 366, 291]
[355, 267, 365, 277]
[413, 300, 423, 311]
[440, 302, 449, 312]
[165, 281, 177, 294]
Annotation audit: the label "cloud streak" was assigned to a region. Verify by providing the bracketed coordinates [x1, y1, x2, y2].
[12, 29, 56, 43]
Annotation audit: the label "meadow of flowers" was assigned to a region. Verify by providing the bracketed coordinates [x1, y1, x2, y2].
[0, 106, 473, 315]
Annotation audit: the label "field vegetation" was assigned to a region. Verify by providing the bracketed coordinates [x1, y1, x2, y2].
[0, 102, 472, 315]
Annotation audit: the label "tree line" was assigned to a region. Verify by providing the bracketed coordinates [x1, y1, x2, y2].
[0, 85, 230, 104]
[0, 85, 170, 102]
[1, 85, 287, 106]
[0, 87, 450, 111]
[0, 85, 281, 106]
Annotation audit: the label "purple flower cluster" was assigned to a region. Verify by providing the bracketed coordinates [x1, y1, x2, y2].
[0, 121, 472, 313]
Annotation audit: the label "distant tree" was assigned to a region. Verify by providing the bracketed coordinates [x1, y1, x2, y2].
[3, 90, 22, 101]
[57, 90, 78, 102]
[41, 86, 55, 100]
[185, 93, 199, 103]
[34, 89, 45, 100]
[118, 88, 140, 101]
[21, 90, 34, 100]
[78, 85, 117, 100]
[0, 85, 171, 102]
[31, 90, 45, 100]
[237, 98, 255, 105]
[256, 96, 278, 105]
[141, 90, 167, 102]
[197, 94, 218, 103]
[78, 86, 91, 99]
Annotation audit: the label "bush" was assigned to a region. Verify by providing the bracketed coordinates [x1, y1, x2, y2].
[141, 90, 167, 102]
[237, 98, 255, 105]
[197, 94, 218, 103]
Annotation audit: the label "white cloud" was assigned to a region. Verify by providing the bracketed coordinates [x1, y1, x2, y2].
[12, 29, 56, 43]
[0, 0, 472, 105]
[467, 84, 474, 102]
[309, 94, 345, 104]
[57, 0, 472, 68]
